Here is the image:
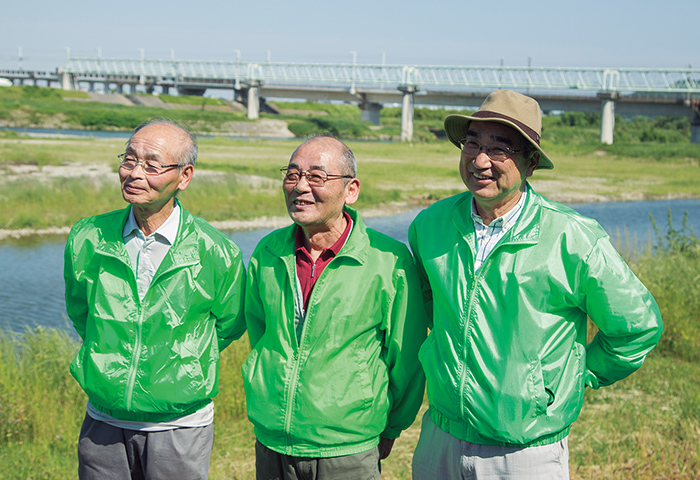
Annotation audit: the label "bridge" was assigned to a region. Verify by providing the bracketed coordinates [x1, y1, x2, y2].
[2, 56, 700, 143]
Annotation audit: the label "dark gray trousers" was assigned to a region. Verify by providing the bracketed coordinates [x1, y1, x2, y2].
[255, 440, 381, 480]
[77, 414, 214, 480]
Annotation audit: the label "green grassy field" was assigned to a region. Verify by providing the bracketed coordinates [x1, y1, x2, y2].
[2, 133, 700, 231]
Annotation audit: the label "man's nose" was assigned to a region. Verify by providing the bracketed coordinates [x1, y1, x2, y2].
[470, 149, 492, 168]
[293, 173, 312, 191]
[128, 163, 147, 178]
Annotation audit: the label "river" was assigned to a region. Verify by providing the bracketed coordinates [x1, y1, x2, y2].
[1, 198, 698, 337]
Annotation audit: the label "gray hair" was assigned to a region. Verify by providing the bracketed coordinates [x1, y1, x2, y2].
[292, 134, 357, 179]
[127, 117, 198, 167]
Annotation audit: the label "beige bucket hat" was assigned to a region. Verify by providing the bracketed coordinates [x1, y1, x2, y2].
[444, 89, 554, 170]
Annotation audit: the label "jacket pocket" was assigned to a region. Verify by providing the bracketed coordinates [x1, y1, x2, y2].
[528, 360, 550, 417]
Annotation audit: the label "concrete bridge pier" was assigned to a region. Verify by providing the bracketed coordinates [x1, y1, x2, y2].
[399, 85, 418, 142]
[691, 101, 700, 145]
[236, 82, 262, 120]
[691, 113, 700, 145]
[234, 85, 261, 119]
[248, 86, 260, 119]
[57, 69, 76, 91]
[599, 92, 618, 145]
[359, 95, 382, 124]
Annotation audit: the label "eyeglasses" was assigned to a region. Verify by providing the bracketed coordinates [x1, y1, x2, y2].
[118, 153, 180, 175]
[459, 139, 522, 161]
[280, 167, 353, 187]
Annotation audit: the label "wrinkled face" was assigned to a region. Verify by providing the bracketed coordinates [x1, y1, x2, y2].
[459, 121, 536, 217]
[283, 138, 359, 232]
[119, 123, 193, 211]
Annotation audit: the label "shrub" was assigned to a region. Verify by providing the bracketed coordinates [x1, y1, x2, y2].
[285, 116, 371, 138]
[632, 210, 700, 362]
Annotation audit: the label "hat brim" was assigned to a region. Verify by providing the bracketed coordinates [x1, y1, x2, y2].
[444, 114, 554, 170]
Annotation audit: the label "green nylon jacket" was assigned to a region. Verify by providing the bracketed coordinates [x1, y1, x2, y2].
[408, 187, 663, 447]
[64, 202, 246, 422]
[242, 207, 428, 457]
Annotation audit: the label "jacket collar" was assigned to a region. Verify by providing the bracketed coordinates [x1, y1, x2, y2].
[267, 206, 369, 265]
[452, 183, 542, 247]
[95, 200, 200, 269]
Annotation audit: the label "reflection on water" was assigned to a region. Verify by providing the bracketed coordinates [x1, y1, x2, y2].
[1, 199, 698, 335]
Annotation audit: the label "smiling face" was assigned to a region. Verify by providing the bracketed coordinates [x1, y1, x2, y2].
[459, 121, 537, 223]
[119, 123, 193, 216]
[283, 137, 360, 238]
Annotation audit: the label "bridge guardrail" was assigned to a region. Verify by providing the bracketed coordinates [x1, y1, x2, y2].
[61, 57, 700, 94]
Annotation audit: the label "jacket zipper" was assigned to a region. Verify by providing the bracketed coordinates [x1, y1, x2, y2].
[97, 247, 142, 412]
[459, 262, 486, 417]
[124, 302, 145, 410]
[283, 350, 302, 449]
[284, 257, 308, 450]
[282, 255, 331, 449]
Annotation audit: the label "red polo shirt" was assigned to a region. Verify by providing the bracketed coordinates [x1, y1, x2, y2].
[295, 212, 353, 310]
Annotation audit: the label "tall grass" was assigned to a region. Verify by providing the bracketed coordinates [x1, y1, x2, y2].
[0, 327, 84, 478]
[633, 211, 700, 362]
[0, 326, 252, 480]
[566, 216, 700, 479]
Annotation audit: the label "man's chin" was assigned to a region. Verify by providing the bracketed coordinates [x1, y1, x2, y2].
[122, 193, 150, 205]
[288, 211, 320, 227]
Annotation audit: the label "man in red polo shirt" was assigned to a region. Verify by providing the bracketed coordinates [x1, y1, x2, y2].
[242, 135, 428, 480]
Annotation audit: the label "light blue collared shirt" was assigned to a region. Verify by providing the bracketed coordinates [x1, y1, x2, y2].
[122, 203, 181, 300]
[471, 186, 528, 273]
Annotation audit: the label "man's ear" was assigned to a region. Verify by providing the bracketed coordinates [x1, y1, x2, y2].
[344, 178, 361, 205]
[177, 165, 194, 191]
[525, 153, 539, 177]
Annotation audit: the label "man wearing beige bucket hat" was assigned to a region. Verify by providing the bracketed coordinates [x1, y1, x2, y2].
[408, 90, 663, 478]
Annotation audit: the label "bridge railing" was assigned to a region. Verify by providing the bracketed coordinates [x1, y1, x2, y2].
[63, 57, 700, 94]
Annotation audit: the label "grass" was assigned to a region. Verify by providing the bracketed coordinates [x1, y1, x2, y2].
[0, 86, 249, 132]
[2, 135, 699, 231]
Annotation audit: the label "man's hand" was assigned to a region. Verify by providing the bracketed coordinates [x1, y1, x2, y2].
[378, 437, 395, 460]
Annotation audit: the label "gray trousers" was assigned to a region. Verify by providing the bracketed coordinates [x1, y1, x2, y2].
[255, 440, 381, 480]
[412, 412, 570, 480]
[77, 413, 214, 480]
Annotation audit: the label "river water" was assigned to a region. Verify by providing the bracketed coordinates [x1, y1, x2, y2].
[1, 198, 698, 336]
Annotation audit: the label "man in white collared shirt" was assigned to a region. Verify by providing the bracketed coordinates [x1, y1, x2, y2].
[64, 118, 246, 480]
[409, 90, 662, 479]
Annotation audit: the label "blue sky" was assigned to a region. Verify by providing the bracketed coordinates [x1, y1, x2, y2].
[2, 0, 698, 71]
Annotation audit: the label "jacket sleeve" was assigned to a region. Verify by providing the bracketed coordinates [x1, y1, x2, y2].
[408, 221, 434, 329]
[381, 254, 428, 439]
[582, 237, 663, 388]
[211, 242, 247, 352]
[63, 226, 88, 340]
[244, 252, 267, 349]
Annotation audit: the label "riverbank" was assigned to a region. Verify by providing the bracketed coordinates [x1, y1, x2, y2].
[4, 191, 700, 241]
[2, 117, 700, 240]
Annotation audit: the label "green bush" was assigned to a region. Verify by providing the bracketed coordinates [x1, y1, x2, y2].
[20, 85, 63, 101]
[632, 211, 700, 362]
[286, 120, 318, 137]
[159, 94, 227, 107]
[558, 111, 600, 128]
[285, 116, 372, 138]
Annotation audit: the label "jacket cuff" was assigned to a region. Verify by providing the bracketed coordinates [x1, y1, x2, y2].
[381, 426, 401, 440]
